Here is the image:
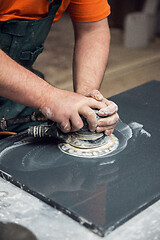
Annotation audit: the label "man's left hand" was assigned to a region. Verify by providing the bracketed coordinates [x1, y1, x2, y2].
[85, 90, 119, 135]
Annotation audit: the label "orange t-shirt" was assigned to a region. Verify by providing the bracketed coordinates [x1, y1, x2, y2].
[0, 0, 110, 23]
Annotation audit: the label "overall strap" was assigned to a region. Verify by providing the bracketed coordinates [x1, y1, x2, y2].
[0, 0, 63, 123]
[0, 0, 63, 66]
[48, 0, 62, 17]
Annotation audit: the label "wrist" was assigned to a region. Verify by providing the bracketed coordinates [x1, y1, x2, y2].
[38, 83, 56, 112]
[75, 87, 99, 96]
[74, 78, 101, 96]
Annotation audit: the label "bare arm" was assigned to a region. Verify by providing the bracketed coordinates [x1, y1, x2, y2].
[0, 50, 48, 109]
[72, 18, 119, 135]
[72, 18, 110, 94]
[0, 50, 107, 132]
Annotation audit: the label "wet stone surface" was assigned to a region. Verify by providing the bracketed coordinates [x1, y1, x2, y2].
[0, 81, 160, 236]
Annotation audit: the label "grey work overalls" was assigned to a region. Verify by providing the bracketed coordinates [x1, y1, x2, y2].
[0, 0, 62, 131]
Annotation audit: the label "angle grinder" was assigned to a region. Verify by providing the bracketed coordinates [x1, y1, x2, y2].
[0, 110, 119, 158]
[57, 110, 119, 158]
[27, 110, 119, 158]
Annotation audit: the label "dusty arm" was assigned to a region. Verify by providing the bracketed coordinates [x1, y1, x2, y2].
[0, 50, 107, 133]
[72, 18, 119, 135]
[72, 18, 110, 94]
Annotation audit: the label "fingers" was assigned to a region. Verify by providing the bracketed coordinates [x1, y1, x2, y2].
[61, 114, 84, 133]
[86, 90, 104, 101]
[87, 97, 106, 110]
[97, 113, 119, 135]
[97, 113, 119, 127]
[70, 113, 84, 132]
[101, 98, 112, 105]
[97, 125, 115, 133]
[98, 102, 118, 116]
[86, 90, 118, 116]
[77, 98, 119, 133]
[60, 120, 71, 133]
[97, 101, 118, 135]
[84, 91, 119, 135]
[58, 97, 104, 133]
[105, 128, 114, 135]
[51, 89, 119, 135]
[79, 106, 97, 131]
[97, 126, 114, 135]
[97, 100, 119, 135]
[77, 98, 106, 131]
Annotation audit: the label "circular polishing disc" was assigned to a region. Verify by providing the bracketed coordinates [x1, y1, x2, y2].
[58, 134, 119, 158]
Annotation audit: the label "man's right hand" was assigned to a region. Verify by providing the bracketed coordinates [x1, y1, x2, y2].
[40, 87, 107, 133]
[0, 50, 111, 134]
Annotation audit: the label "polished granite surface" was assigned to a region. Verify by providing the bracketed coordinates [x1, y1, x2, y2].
[0, 81, 160, 237]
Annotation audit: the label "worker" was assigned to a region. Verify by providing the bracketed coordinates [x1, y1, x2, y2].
[0, 0, 119, 134]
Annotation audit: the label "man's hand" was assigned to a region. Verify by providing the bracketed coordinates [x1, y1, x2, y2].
[40, 87, 107, 133]
[0, 50, 106, 134]
[85, 90, 119, 135]
[72, 19, 119, 135]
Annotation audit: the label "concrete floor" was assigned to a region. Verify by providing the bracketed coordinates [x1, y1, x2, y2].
[34, 14, 160, 98]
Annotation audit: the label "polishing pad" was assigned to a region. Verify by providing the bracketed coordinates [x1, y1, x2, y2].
[58, 133, 119, 158]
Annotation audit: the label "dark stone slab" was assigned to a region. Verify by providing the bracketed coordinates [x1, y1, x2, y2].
[0, 80, 160, 237]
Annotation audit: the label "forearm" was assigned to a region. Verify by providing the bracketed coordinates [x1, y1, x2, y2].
[0, 50, 52, 110]
[0, 50, 110, 133]
[72, 18, 110, 95]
